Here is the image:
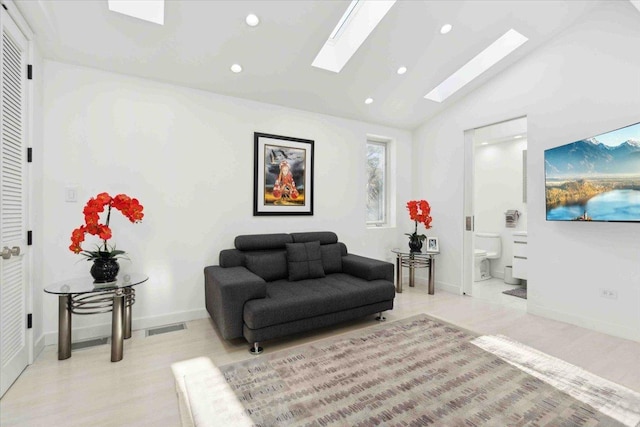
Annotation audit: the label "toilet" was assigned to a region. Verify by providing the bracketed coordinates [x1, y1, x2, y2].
[474, 232, 502, 281]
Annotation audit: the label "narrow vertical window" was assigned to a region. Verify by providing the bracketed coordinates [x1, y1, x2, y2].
[366, 140, 387, 226]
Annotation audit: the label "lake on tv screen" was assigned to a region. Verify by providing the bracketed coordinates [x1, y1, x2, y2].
[546, 189, 640, 221]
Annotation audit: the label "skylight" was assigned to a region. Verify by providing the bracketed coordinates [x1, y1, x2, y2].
[108, 0, 165, 25]
[424, 29, 528, 103]
[329, 0, 361, 40]
[312, 0, 396, 73]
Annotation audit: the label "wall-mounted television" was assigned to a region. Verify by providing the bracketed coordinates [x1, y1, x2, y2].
[545, 121, 640, 222]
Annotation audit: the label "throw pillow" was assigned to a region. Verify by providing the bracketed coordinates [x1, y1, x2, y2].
[321, 243, 343, 274]
[245, 251, 288, 282]
[286, 241, 325, 281]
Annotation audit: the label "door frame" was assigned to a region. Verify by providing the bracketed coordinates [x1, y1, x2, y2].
[462, 116, 528, 297]
[462, 129, 475, 296]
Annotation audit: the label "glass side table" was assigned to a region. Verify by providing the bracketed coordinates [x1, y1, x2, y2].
[44, 273, 148, 362]
[391, 249, 438, 295]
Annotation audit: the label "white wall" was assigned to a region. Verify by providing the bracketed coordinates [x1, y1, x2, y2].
[413, 1, 640, 341]
[41, 61, 412, 343]
[474, 139, 527, 277]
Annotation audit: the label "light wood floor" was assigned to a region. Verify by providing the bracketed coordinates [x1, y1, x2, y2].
[2, 286, 639, 426]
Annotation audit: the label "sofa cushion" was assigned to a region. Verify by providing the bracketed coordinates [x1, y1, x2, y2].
[291, 231, 338, 245]
[235, 233, 292, 251]
[321, 243, 343, 274]
[243, 274, 395, 329]
[219, 249, 244, 268]
[245, 251, 288, 282]
[286, 241, 325, 281]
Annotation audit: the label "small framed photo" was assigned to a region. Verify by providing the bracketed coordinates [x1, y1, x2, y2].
[427, 237, 439, 252]
[254, 132, 314, 216]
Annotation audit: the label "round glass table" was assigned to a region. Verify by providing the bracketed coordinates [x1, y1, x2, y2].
[391, 249, 438, 294]
[44, 273, 148, 362]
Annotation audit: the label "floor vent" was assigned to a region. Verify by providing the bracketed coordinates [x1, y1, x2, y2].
[71, 337, 109, 350]
[146, 323, 186, 337]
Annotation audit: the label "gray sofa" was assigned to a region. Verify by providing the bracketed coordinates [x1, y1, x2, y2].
[204, 231, 395, 353]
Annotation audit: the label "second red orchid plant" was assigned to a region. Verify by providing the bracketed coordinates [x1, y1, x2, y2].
[69, 192, 144, 261]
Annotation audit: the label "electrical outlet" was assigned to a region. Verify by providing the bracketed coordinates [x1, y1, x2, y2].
[600, 289, 618, 299]
[65, 186, 78, 202]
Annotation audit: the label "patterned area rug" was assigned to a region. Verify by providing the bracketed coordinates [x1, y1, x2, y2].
[473, 335, 640, 426]
[503, 287, 527, 299]
[183, 315, 640, 427]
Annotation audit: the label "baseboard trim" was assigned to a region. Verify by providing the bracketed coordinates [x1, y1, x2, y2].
[437, 281, 462, 295]
[527, 303, 640, 343]
[402, 275, 461, 295]
[32, 334, 45, 362]
[43, 308, 209, 347]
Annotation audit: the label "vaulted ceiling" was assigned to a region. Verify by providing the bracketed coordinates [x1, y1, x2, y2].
[16, 0, 605, 129]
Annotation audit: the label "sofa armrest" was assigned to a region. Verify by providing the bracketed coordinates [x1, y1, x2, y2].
[204, 266, 266, 340]
[341, 254, 394, 282]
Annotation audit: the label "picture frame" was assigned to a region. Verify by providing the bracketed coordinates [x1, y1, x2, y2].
[254, 132, 314, 216]
[427, 237, 439, 252]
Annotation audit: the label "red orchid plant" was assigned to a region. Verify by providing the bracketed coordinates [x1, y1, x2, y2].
[405, 200, 432, 243]
[69, 192, 144, 261]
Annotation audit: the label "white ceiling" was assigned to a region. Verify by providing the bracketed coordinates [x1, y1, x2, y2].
[15, 0, 605, 130]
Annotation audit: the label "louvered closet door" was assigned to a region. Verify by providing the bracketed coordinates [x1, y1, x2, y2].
[0, 8, 28, 398]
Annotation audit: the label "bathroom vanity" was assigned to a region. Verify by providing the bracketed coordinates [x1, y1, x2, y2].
[512, 231, 527, 280]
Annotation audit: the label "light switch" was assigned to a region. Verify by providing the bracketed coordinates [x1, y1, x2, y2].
[65, 186, 78, 202]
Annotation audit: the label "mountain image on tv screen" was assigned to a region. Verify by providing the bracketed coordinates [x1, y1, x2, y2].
[544, 121, 640, 222]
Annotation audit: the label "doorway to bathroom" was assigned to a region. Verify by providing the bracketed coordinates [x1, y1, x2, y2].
[462, 117, 527, 310]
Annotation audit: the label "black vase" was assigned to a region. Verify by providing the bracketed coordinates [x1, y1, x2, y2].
[408, 238, 423, 253]
[91, 258, 120, 283]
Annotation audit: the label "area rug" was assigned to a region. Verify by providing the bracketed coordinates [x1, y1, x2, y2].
[183, 314, 640, 427]
[473, 335, 640, 426]
[503, 287, 527, 299]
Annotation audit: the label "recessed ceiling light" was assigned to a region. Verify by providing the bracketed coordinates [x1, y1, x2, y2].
[397, 66, 407, 75]
[365, 98, 374, 105]
[481, 142, 489, 145]
[424, 29, 528, 103]
[514, 135, 524, 139]
[108, 0, 164, 25]
[440, 24, 452, 34]
[246, 13, 260, 27]
[312, 0, 397, 73]
[231, 64, 243, 73]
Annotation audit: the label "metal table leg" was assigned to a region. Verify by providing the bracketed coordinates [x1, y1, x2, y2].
[124, 304, 132, 339]
[111, 290, 125, 362]
[428, 256, 435, 295]
[58, 295, 72, 360]
[409, 256, 416, 287]
[124, 288, 132, 339]
[395, 254, 402, 293]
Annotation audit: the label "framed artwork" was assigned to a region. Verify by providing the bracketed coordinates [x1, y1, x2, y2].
[427, 237, 439, 252]
[254, 132, 314, 216]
